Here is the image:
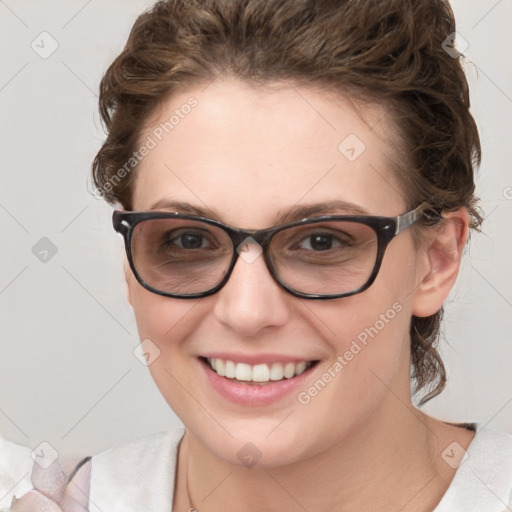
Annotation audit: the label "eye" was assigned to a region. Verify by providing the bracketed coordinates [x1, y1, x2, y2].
[164, 229, 214, 250]
[295, 231, 349, 252]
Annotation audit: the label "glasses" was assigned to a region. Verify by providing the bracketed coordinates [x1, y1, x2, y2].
[113, 204, 427, 300]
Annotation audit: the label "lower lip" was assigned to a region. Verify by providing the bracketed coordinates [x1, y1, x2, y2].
[199, 358, 317, 406]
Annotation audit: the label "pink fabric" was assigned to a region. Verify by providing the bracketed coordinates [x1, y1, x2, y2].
[11, 458, 91, 512]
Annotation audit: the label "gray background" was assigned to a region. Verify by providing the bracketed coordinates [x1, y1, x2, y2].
[1, 0, 511, 460]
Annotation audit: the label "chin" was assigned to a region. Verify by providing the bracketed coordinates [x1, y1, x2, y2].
[185, 415, 326, 470]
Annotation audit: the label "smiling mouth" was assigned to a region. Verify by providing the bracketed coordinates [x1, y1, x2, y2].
[200, 357, 319, 384]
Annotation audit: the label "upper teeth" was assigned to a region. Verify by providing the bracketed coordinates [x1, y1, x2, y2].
[207, 358, 311, 382]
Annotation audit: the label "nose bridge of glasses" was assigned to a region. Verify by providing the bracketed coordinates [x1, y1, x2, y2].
[224, 226, 282, 280]
[228, 225, 276, 254]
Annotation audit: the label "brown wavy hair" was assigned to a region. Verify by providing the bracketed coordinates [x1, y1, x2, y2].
[91, 0, 482, 405]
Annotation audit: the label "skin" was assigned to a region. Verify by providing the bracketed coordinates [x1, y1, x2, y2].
[124, 79, 474, 512]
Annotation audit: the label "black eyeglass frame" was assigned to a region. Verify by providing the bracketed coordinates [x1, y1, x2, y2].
[112, 204, 428, 300]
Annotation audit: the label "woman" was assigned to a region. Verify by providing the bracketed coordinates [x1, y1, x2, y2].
[12, 0, 512, 510]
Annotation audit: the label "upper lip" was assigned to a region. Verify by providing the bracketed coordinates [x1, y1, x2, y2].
[200, 352, 318, 365]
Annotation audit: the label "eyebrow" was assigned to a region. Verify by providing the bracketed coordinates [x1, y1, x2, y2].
[148, 199, 370, 224]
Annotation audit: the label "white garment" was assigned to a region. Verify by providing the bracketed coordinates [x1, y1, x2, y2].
[0, 437, 34, 510]
[89, 429, 184, 512]
[89, 424, 512, 512]
[433, 427, 512, 511]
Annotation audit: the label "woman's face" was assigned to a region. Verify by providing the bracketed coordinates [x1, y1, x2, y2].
[126, 79, 428, 467]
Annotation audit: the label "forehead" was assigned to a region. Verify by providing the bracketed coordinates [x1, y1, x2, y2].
[132, 79, 406, 225]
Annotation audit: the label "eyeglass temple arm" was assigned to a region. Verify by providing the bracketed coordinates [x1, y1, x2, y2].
[394, 204, 427, 235]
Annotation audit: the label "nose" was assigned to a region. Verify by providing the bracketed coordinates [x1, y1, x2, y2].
[212, 240, 290, 336]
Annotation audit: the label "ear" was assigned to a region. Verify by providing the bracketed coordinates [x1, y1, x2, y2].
[412, 208, 470, 317]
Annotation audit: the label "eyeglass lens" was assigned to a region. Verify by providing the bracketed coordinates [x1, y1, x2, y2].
[130, 217, 378, 296]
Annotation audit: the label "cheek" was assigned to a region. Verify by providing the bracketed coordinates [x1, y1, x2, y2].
[127, 267, 200, 345]
[298, 240, 417, 413]
[315, 235, 416, 362]
[128, 284, 196, 379]
[290, 294, 412, 455]
[308, 292, 410, 394]
[127, 280, 221, 424]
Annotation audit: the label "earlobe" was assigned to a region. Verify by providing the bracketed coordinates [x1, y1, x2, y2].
[412, 208, 470, 318]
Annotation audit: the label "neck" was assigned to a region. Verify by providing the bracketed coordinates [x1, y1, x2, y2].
[174, 394, 470, 512]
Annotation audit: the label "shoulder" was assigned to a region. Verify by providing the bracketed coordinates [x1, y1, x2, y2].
[88, 427, 185, 512]
[434, 426, 512, 511]
[0, 437, 33, 509]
